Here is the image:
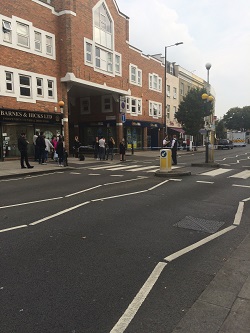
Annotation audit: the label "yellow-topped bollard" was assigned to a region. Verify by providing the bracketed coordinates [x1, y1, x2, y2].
[160, 149, 172, 172]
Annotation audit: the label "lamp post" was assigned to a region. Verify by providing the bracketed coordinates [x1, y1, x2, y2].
[58, 100, 65, 137]
[202, 63, 215, 163]
[164, 42, 183, 138]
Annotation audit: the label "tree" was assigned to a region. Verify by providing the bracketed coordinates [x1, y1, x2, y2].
[223, 106, 250, 131]
[215, 119, 226, 139]
[175, 87, 213, 136]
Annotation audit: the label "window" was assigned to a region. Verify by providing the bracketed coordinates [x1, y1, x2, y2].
[126, 97, 142, 115]
[80, 98, 90, 114]
[130, 64, 142, 86]
[36, 78, 43, 96]
[167, 85, 170, 97]
[170, 63, 174, 74]
[94, 3, 112, 49]
[149, 73, 162, 92]
[115, 54, 121, 74]
[47, 80, 54, 98]
[86, 42, 92, 63]
[17, 22, 29, 47]
[180, 82, 184, 96]
[166, 105, 170, 119]
[173, 87, 177, 99]
[102, 95, 112, 113]
[149, 101, 162, 119]
[46, 35, 53, 55]
[5, 72, 13, 92]
[35, 31, 42, 52]
[2, 20, 12, 42]
[19, 75, 31, 97]
[95, 47, 113, 72]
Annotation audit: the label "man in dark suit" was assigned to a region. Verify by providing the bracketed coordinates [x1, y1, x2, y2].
[171, 134, 178, 165]
[18, 132, 34, 169]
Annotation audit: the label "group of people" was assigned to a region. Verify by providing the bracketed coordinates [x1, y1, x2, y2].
[162, 134, 178, 165]
[17, 131, 66, 169]
[94, 136, 126, 161]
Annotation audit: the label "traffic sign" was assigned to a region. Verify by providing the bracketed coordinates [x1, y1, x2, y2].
[120, 96, 126, 113]
[121, 113, 126, 123]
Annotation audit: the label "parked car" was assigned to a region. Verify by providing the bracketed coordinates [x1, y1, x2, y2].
[217, 139, 233, 149]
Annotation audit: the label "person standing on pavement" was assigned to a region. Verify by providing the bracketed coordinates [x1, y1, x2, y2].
[33, 131, 39, 161]
[18, 132, 34, 169]
[99, 136, 106, 161]
[170, 134, 178, 165]
[106, 137, 115, 160]
[119, 138, 126, 161]
[44, 137, 54, 162]
[73, 136, 81, 158]
[36, 131, 46, 165]
[56, 136, 64, 166]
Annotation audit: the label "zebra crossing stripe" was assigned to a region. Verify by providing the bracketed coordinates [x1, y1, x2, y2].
[229, 170, 250, 179]
[200, 168, 232, 177]
[106, 165, 142, 171]
[127, 165, 162, 172]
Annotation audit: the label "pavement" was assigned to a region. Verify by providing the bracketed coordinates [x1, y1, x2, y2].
[1, 149, 250, 332]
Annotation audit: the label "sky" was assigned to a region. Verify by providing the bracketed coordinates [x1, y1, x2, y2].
[116, 0, 250, 118]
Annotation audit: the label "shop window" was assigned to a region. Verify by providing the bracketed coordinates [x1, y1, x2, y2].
[17, 22, 29, 47]
[19, 75, 31, 97]
[5, 71, 13, 92]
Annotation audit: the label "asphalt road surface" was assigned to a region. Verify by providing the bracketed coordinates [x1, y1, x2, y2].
[1, 147, 250, 332]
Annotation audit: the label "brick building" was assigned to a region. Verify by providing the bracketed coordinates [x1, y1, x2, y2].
[0, 0, 167, 158]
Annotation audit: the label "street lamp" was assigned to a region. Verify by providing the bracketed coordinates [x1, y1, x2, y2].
[58, 100, 65, 137]
[164, 42, 183, 138]
[202, 63, 215, 163]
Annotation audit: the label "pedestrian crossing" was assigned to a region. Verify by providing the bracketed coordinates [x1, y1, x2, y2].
[85, 164, 250, 179]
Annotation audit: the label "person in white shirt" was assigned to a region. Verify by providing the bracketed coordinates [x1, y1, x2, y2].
[44, 137, 54, 162]
[170, 135, 178, 165]
[98, 136, 106, 160]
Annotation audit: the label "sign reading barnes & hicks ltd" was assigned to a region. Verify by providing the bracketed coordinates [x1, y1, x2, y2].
[0, 109, 62, 125]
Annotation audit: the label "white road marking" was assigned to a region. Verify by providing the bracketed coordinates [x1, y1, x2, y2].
[196, 181, 214, 184]
[148, 180, 169, 190]
[233, 202, 244, 226]
[110, 262, 167, 333]
[229, 170, 250, 179]
[65, 185, 102, 197]
[233, 184, 250, 188]
[200, 168, 232, 177]
[106, 165, 142, 171]
[91, 190, 148, 202]
[70, 172, 81, 175]
[104, 177, 148, 186]
[164, 225, 236, 262]
[0, 197, 63, 210]
[0, 225, 28, 233]
[243, 197, 250, 202]
[88, 173, 101, 176]
[29, 201, 91, 225]
[127, 165, 161, 172]
[89, 164, 124, 170]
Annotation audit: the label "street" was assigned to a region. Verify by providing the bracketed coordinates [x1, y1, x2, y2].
[1, 148, 250, 333]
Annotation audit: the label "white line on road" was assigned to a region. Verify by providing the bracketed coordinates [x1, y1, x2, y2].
[200, 168, 232, 177]
[148, 180, 169, 190]
[233, 201, 244, 226]
[110, 262, 167, 333]
[0, 225, 28, 233]
[104, 177, 148, 186]
[196, 181, 214, 184]
[91, 190, 148, 202]
[65, 185, 102, 197]
[29, 201, 91, 226]
[164, 225, 236, 262]
[0, 197, 63, 210]
[233, 184, 250, 188]
[243, 197, 250, 202]
[229, 170, 250, 179]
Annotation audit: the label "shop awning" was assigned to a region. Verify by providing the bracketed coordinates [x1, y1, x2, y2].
[168, 127, 185, 134]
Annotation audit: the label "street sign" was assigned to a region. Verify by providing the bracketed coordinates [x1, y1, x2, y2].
[121, 113, 126, 123]
[120, 96, 126, 113]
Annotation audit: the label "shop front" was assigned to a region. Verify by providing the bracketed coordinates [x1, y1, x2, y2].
[0, 108, 62, 160]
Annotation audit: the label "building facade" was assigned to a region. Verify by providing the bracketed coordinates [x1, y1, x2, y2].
[0, 0, 209, 159]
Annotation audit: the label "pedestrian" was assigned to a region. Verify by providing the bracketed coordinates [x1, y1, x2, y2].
[56, 136, 64, 166]
[73, 136, 81, 158]
[119, 138, 126, 161]
[106, 137, 115, 160]
[99, 136, 106, 160]
[94, 137, 99, 160]
[44, 136, 54, 162]
[18, 132, 34, 169]
[33, 131, 39, 161]
[36, 131, 46, 164]
[170, 134, 178, 165]
[163, 136, 170, 148]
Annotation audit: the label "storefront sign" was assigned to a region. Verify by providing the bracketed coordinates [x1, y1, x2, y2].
[0, 109, 62, 124]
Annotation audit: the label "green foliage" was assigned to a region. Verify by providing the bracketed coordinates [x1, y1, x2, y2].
[223, 106, 250, 131]
[175, 87, 213, 136]
[215, 119, 226, 139]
